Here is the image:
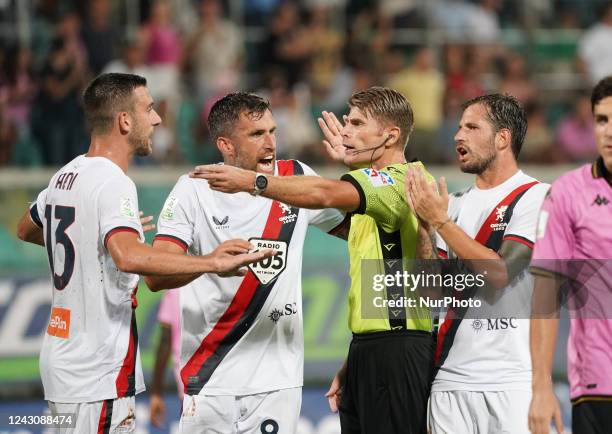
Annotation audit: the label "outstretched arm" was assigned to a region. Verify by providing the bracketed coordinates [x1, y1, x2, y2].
[107, 232, 273, 289]
[16, 207, 44, 246]
[190, 165, 361, 212]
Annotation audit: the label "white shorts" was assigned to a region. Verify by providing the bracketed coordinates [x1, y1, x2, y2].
[48, 396, 135, 434]
[179, 387, 302, 434]
[429, 390, 531, 434]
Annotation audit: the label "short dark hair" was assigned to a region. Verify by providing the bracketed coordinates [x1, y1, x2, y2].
[462, 94, 527, 159]
[591, 76, 612, 111]
[82, 73, 147, 133]
[208, 92, 271, 142]
[348, 86, 414, 147]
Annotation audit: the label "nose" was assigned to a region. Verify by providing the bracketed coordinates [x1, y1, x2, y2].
[453, 126, 463, 143]
[264, 131, 276, 150]
[152, 109, 162, 126]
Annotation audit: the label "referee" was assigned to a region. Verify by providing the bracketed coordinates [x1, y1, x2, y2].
[190, 87, 436, 434]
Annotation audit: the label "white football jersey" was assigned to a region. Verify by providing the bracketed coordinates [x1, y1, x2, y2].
[155, 160, 345, 396]
[433, 170, 549, 392]
[31, 155, 145, 403]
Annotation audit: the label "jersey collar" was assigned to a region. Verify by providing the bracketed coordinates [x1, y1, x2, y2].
[592, 157, 612, 188]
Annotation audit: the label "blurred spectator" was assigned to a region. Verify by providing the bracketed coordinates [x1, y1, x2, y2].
[521, 101, 555, 163]
[56, 11, 89, 75]
[103, 33, 151, 77]
[261, 2, 311, 88]
[345, 6, 391, 75]
[578, 2, 612, 84]
[261, 71, 320, 163]
[388, 47, 444, 162]
[443, 44, 485, 100]
[0, 91, 17, 166]
[556, 94, 598, 162]
[466, 0, 502, 43]
[306, 6, 343, 93]
[431, 0, 477, 42]
[435, 89, 464, 163]
[378, 0, 422, 28]
[183, 0, 244, 105]
[81, 0, 116, 75]
[30, 36, 87, 166]
[1, 46, 37, 131]
[498, 52, 538, 105]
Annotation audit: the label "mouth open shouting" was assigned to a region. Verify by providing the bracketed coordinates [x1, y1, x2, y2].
[257, 155, 275, 174]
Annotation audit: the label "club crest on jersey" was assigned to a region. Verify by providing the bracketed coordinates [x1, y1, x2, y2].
[248, 238, 288, 284]
[362, 168, 395, 187]
[490, 205, 509, 231]
[278, 202, 297, 224]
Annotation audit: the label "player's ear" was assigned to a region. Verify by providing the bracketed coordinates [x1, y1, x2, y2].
[386, 126, 401, 147]
[217, 136, 235, 158]
[495, 128, 512, 151]
[118, 111, 131, 134]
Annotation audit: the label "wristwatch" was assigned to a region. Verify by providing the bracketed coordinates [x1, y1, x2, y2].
[252, 173, 268, 196]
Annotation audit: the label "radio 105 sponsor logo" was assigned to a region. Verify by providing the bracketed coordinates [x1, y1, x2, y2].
[248, 238, 288, 284]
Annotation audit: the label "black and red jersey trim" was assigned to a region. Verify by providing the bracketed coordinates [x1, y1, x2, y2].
[103, 226, 139, 249]
[30, 205, 43, 228]
[115, 310, 138, 397]
[503, 234, 534, 249]
[180, 160, 304, 395]
[97, 398, 113, 434]
[153, 234, 189, 252]
[435, 180, 539, 367]
[437, 248, 448, 259]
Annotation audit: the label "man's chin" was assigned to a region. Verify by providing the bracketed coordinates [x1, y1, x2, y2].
[136, 143, 152, 157]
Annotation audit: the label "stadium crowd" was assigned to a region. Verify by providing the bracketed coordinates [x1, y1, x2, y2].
[0, 0, 610, 168]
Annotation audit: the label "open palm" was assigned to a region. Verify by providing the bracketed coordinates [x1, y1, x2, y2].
[318, 111, 346, 163]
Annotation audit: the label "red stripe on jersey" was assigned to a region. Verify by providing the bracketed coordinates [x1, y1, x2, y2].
[473, 181, 539, 245]
[503, 234, 534, 249]
[104, 227, 139, 249]
[437, 248, 448, 259]
[153, 234, 188, 252]
[115, 312, 137, 397]
[180, 160, 295, 390]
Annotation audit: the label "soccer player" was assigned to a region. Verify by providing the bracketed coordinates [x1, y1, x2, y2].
[143, 92, 346, 434]
[15, 73, 272, 433]
[406, 94, 550, 434]
[528, 77, 612, 434]
[190, 87, 435, 434]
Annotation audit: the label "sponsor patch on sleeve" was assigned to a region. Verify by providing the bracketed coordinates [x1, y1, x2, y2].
[160, 196, 179, 221]
[361, 168, 395, 187]
[120, 196, 137, 218]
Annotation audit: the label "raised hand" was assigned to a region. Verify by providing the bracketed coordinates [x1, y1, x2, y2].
[210, 239, 275, 277]
[318, 111, 346, 163]
[190, 165, 255, 194]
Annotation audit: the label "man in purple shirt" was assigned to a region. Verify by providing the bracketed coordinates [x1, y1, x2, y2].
[528, 76, 612, 434]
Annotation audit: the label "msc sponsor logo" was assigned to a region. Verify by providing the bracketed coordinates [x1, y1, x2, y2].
[471, 317, 518, 332]
[268, 303, 298, 324]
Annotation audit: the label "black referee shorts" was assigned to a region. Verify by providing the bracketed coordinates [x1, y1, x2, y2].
[339, 329, 435, 434]
[573, 400, 612, 434]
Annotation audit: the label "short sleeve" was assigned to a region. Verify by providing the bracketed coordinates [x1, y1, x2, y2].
[154, 175, 196, 251]
[99, 175, 143, 248]
[29, 188, 48, 228]
[340, 162, 432, 233]
[502, 183, 550, 249]
[298, 161, 346, 232]
[530, 180, 577, 275]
